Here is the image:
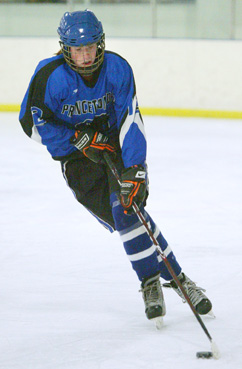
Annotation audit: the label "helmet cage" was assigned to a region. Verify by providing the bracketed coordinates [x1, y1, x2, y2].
[59, 34, 105, 76]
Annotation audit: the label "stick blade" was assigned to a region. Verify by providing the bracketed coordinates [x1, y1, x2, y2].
[211, 340, 221, 359]
[196, 341, 220, 360]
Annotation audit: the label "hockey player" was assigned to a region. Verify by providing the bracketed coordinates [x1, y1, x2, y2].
[19, 9, 212, 324]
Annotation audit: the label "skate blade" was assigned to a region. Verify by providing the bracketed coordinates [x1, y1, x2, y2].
[152, 317, 164, 330]
[206, 310, 216, 318]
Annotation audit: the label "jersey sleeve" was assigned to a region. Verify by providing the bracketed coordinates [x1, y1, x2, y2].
[113, 59, 146, 168]
[19, 57, 77, 160]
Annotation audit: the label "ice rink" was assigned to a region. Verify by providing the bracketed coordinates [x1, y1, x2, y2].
[1, 113, 242, 368]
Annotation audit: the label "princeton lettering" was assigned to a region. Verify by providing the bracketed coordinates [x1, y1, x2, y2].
[61, 92, 114, 117]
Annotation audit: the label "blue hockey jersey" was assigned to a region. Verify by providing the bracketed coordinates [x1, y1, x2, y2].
[19, 51, 146, 168]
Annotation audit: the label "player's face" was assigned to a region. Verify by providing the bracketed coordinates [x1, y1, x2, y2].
[70, 44, 97, 68]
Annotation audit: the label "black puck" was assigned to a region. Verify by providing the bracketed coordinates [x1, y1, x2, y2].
[196, 351, 213, 359]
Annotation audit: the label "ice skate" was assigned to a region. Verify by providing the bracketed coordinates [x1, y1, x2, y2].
[141, 272, 166, 328]
[163, 273, 212, 315]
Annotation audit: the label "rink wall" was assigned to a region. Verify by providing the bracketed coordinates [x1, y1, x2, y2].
[1, 37, 242, 118]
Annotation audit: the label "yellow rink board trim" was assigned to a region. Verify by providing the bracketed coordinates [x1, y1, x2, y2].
[0, 104, 242, 119]
[140, 107, 242, 119]
[0, 104, 20, 112]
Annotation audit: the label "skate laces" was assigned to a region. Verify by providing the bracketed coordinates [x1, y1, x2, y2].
[164, 274, 207, 306]
[141, 280, 162, 305]
[180, 277, 207, 306]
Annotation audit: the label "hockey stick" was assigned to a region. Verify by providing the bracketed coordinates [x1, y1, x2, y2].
[103, 152, 220, 359]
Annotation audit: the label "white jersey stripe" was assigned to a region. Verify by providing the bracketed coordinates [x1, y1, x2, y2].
[31, 125, 42, 144]
[119, 96, 136, 148]
[119, 95, 146, 149]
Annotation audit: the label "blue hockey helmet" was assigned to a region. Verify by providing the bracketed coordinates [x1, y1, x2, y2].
[57, 10, 105, 76]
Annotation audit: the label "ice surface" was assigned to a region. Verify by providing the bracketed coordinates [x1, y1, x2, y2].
[1, 113, 242, 368]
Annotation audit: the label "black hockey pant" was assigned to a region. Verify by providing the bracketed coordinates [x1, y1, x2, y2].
[61, 156, 182, 281]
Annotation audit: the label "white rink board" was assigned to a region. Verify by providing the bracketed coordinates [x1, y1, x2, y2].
[1, 37, 242, 111]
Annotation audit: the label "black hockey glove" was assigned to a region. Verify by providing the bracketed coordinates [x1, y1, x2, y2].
[70, 128, 116, 164]
[120, 165, 147, 214]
